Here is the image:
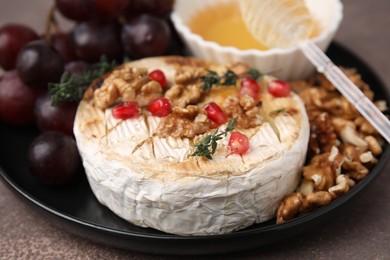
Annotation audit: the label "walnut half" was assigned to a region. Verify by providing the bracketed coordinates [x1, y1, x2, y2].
[276, 191, 332, 224]
[93, 66, 163, 109]
[223, 95, 263, 128]
[155, 105, 210, 139]
[164, 83, 202, 108]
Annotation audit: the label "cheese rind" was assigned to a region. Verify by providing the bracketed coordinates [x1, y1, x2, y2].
[74, 57, 310, 236]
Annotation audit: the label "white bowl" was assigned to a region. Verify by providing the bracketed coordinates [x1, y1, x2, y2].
[171, 0, 343, 80]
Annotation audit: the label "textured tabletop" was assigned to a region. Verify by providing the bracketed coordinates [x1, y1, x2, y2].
[1, 0, 390, 259]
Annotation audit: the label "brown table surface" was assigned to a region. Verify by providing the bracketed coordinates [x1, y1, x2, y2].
[1, 0, 389, 259]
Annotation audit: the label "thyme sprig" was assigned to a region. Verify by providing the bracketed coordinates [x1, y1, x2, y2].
[201, 71, 220, 91]
[221, 70, 238, 85]
[201, 70, 238, 91]
[200, 68, 262, 91]
[48, 56, 117, 106]
[246, 68, 262, 80]
[191, 117, 238, 160]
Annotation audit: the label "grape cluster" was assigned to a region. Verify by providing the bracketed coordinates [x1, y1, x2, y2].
[0, 0, 179, 185]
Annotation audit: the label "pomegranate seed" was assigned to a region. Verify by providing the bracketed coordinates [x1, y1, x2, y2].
[228, 132, 250, 155]
[209, 120, 219, 129]
[239, 78, 260, 100]
[112, 102, 140, 119]
[147, 97, 172, 117]
[149, 69, 167, 88]
[204, 102, 227, 126]
[267, 80, 291, 97]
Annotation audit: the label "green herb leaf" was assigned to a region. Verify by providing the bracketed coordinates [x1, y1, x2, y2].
[269, 107, 287, 117]
[201, 68, 262, 91]
[201, 70, 239, 91]
[48, 73, 81, 106]
[221, 70, 238, 85]
[246, 68, 262, 80]
[191, 117, 238, 160]
[201, 71, 220, 91]
[48, 56, 117, 106]
[225, 116, 238, 134]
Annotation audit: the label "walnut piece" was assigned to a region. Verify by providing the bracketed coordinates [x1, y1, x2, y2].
[276, 193, 304, 224]
[223, 95, 263, 128]
[309, 112, 337, 156]
[226, 62, 250, 76]
[276, 191, 332, 224]
[340, 125, 368, 148]
[137, 80, 163, 107]
[328, 175, 355, 198]
[359, 151, 376, 164]
[155, 105, 210, 139]
[354, 116, 377, 135]
[364, 135, 382, 156]
[303, 153, 336, 191]
[343, 161, 369, 180]
[302, 191, 333, 211]
[93, 66, 162, 109]
[174, 66, 208, 85]
[164, 83, 202, 108]
[296, 179, 314, 196]
[298, 72, 364, 120]
[94, 83, 119, 109]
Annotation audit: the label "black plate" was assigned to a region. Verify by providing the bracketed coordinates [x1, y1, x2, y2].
[1, 42, 389, 255]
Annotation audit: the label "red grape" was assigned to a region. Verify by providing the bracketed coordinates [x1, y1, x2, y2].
[125, 0, 174, 17]
[0, 24, 39, 70]
[55, 0, 90, 21]
[84, 0, 129, 21]
[0, 71, 43, 126]
[50, 32, 76, 63]
[27, 131, 81, 186]
[121, 15, 171, 58]
[73, 21, 122, 63]
[34, 92, 78, 136]
[16, 40, 64, 89]
[65, 61, 91, 80]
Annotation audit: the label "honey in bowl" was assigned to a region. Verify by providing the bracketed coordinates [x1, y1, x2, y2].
[188, 1, 268, 51]
[188, 0, 321, 50]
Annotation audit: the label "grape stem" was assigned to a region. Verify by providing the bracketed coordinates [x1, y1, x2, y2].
[44, 4, 61, 41]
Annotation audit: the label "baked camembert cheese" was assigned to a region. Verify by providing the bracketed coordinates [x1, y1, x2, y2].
[74, 57, 310, 236]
